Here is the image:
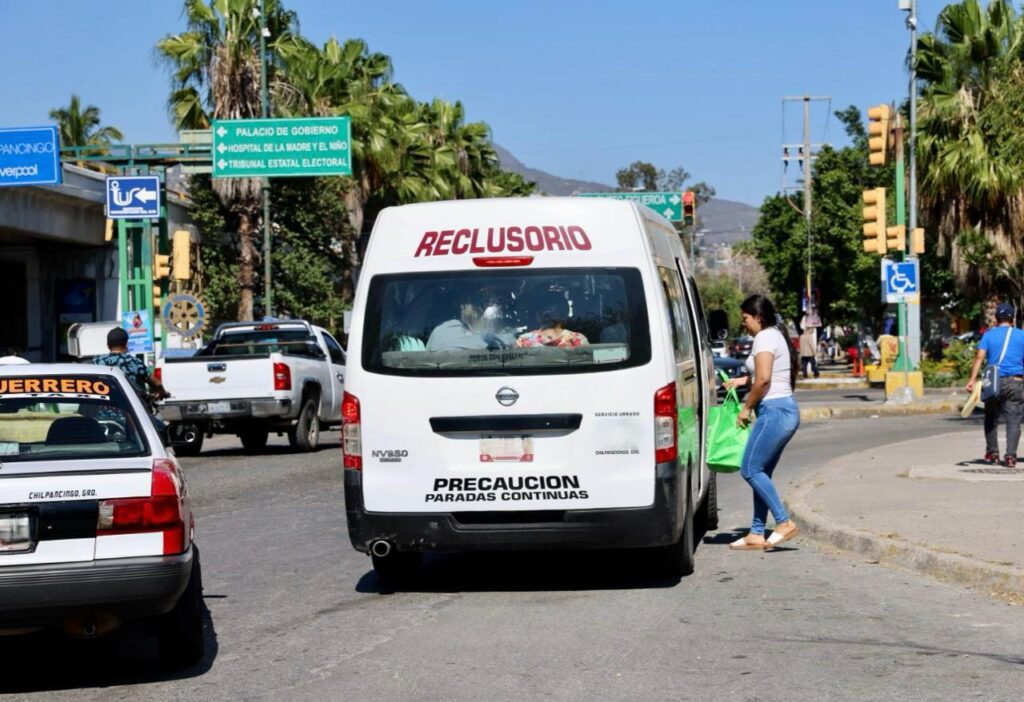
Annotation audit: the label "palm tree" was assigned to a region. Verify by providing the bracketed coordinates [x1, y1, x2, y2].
[49, 94, 123, 152]
[157, 0, 303, 321]
[915, 0, 1024, 301]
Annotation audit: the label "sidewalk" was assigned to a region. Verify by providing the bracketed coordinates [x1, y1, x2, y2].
[797, 388, 964, 422]
[785, 428, 1024, 604]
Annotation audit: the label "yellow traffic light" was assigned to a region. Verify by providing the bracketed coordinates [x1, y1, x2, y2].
[153, 284, 163, 311]
[154, 253, 171, 280]
[172, 230, 191, 281]
[862, 188, 887, 254]
[911, 227, 925, 255]
[886, 225, 906, 252]
[867, 104, 892, 167]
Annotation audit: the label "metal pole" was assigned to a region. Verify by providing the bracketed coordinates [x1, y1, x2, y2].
[907, 0, 920, 366]
[259, 0, 272, 318]
[803, 95, 814, 341]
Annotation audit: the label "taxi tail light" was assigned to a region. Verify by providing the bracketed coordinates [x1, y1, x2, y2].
[273, 362, 291, 391]
[342, 391, 362, 470]
[654, 382, 677, 463]
[96, 459, 190, 555]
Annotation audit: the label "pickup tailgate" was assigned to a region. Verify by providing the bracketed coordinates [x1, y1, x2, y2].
[161, 357, 276, 401]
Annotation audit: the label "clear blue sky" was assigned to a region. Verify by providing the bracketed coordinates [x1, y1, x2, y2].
[0, 0, 949, 205]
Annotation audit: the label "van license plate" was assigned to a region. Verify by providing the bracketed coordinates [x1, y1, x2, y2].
[480, 436, 534, 463]
[207, 402, 231, 414]
[0, 513, 32, 553]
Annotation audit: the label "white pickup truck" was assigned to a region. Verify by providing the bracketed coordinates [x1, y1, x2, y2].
[157, 320, 346, 455]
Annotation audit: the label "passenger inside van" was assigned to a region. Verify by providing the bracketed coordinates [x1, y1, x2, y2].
[515, 291, 589, 348]
[425, 289, 516, 352]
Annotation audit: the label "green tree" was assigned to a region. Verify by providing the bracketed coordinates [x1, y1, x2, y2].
[916, 0, 1024, 309]
[615, 161, 659, 191]
[695, 272, 745, 333]
[49, 94, 123, 151]
[157, 0, 305, 321]
[751, 108, 888, 326]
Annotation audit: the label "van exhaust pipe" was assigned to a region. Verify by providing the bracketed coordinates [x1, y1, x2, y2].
[370, 540, 393, 558]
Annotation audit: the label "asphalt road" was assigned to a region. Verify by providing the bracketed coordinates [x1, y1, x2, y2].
[2, 416, 1022, 701]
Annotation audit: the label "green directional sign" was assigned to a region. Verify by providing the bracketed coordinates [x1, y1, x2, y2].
[578, 191, 683, 222]
[212, 116, 352, 178]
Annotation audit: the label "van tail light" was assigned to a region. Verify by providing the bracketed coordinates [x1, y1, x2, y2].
[342, 391, 362, 470]
[654, 382, 677, 464]
[97, 458, 191, 555]
[273, 362, 292, 391]
[154, 367, 162, 383]
[472, 256, 534, 267]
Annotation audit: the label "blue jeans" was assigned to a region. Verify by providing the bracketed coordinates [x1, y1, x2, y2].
[740, 395, 800, 535]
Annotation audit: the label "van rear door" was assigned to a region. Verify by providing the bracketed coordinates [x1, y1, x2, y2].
[355, 266, 667, 513]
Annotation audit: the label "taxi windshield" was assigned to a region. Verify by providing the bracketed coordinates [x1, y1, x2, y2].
[0, 375, 148, 462]
[361, 267, 650, 376]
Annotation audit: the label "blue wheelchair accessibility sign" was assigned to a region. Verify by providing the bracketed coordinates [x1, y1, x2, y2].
[105, 176, 161, 219]
[883, 260, 919, 303]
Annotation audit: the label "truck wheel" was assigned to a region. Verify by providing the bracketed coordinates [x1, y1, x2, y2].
[653, 476, 695, 578]
[698, 471, 719, 533]
[172, 424, 204, 457]
[371, 551, 423, 587]
[288, 398, 320, 452]
[158, 548, 205, 669]
[239, 428, 269, 453]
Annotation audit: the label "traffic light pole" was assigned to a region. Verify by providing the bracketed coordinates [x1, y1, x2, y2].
[893, 115, 911, 374]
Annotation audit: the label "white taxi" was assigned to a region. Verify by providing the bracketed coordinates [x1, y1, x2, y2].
[0, 364, 203, 668]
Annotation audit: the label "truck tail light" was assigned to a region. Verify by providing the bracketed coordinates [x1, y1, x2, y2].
[97, 459, 191, 554]
[654, 382, 677, 464]
[342, 391, 362, 470]
[273, 362, 291, 391]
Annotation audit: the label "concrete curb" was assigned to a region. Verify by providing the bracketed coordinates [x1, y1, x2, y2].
[786, 470, 1024, 605]
[799, 400, 962, 423]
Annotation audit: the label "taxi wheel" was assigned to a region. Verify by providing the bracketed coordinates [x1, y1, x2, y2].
[654, 477, 695, 578]
[158, 549, 205, 669]
[239, 428, 269, 453]
[288, 399, 320, 452]
[372, 551, 423, 587]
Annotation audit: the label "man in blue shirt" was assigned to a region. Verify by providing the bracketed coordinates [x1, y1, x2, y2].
[966, 303, 1024, 466]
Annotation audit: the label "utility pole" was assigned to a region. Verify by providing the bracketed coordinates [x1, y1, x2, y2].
[906, 0, 920, 366]
[782, 95, 830, 337]
[259, 0, 273, 318]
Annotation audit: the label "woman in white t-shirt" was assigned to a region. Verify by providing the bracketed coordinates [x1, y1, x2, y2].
[722, 295, 801, 550]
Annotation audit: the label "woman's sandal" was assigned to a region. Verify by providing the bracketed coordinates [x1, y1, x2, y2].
[764, 523, 800, 549]
[729, 535, 767, 550]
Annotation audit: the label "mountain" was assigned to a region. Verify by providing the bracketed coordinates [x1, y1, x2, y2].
[493, 144, 759, 246]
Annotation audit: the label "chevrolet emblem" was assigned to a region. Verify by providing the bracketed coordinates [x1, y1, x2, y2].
[209, 376, 226, 384]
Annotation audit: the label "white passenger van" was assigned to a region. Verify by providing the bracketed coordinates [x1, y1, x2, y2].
[343, 197, 719, 582]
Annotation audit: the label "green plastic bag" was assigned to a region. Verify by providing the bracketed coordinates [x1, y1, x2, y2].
[706, 373, 750, 473]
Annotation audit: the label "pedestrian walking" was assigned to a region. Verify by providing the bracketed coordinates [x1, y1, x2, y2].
[966, 303, 1024, 467]
[722, 295, 801, 550]
[799, 328, 819, 379]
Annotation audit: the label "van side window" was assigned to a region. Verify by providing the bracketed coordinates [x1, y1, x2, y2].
[658, 268, 695, 363]
[682, 268, 711, 345]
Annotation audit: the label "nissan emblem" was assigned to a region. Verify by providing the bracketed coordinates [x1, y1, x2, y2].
[495, 386, 519, 407]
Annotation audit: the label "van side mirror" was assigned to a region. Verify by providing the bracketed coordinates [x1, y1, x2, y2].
[708, 310, 730, 341]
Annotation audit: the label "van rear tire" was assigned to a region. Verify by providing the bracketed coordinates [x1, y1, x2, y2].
[654, 478, 695, 578]
[371, 551, 423, 587]
[699, 471, 719, 532]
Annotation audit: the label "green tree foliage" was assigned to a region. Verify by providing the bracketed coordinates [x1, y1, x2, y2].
[695, 272, 745, 334]
[49, 94, 123, 151]
[916, 0, 1024, 310]
[159, 1, 533, 322]
[752, 108, 889, 326]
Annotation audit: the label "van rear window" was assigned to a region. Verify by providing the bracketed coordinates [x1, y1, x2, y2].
[361, 268, 650, 376]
